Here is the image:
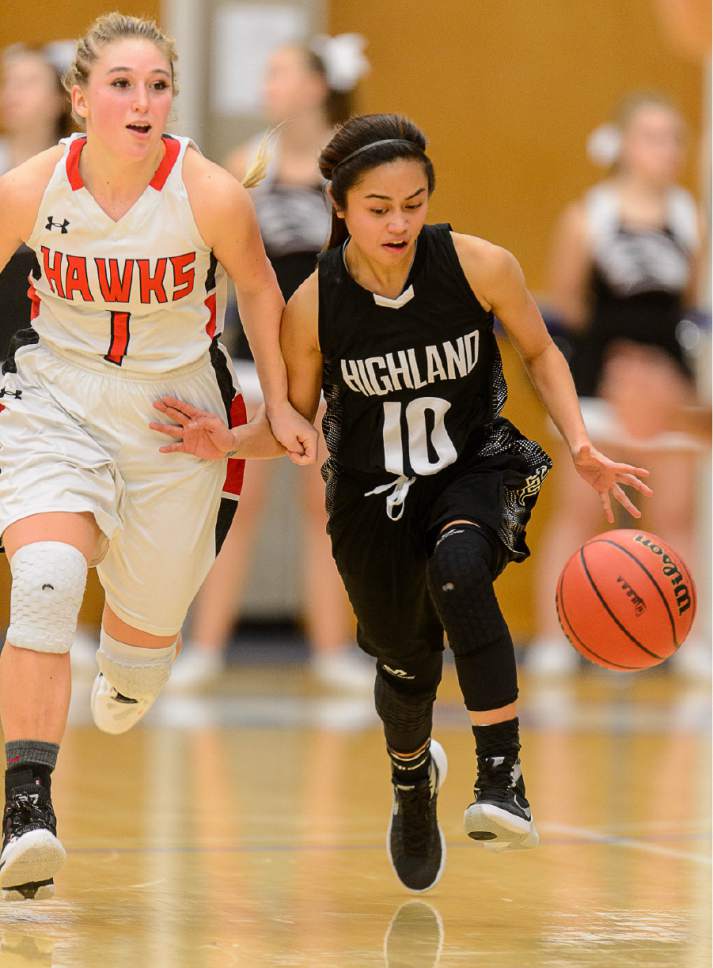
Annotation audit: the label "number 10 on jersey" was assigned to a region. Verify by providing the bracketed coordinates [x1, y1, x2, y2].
[382, 397, 457, 476]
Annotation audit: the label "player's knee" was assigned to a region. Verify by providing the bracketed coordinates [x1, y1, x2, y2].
[427, 523, 496, 608]
[374, 664, 439, 734]
[97, 629, 176, 699]
[427, 523, 508, 659]
[7, 541, 87, 654]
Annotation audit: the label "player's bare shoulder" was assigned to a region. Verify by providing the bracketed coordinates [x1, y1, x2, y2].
[0, 145, 64, 246]
[182, 146, 252, 243]
[451, 233, 523, 310]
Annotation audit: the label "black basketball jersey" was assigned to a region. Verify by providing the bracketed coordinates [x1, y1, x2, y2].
[318, 224, 508, 484]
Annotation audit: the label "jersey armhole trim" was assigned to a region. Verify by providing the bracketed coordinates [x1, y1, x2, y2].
[150, 136, 181, 190]
[443, 228, 494, 319]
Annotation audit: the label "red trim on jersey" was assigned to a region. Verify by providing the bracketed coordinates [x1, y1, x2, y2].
[149, 137, 181, 190]
[223, 393, 247, 497]
[65, 135, 179, 192]
[27, 279, 41, 320]
[204, 292, 217, 339]
[0, 403, 6, 414]
[66, 137, 87, 191]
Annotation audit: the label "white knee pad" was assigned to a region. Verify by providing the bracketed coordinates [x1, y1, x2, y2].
[7, 542, 88, 654]
[97, 630, 176, 699]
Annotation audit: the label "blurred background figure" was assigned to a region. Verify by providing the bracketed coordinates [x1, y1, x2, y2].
[529, 91, 709, 677]
[0, 42, 73, 358]
[168, 35, 372, 692]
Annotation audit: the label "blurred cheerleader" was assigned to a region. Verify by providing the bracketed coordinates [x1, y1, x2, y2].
[170, 35, 373, 692]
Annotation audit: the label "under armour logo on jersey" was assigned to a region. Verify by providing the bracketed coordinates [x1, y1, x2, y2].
[45, 216, 70, 233]
[0, 388, 22, 399]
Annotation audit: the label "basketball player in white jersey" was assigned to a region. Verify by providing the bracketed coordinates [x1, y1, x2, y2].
[0, 13, 315, 900]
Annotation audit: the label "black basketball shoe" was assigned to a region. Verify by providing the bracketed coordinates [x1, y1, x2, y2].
[0, 773, 65, 900]
[464, 754, 539, 851]
[387, 740, 447, 892]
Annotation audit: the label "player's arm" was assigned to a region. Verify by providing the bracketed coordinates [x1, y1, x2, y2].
[453, 233, 652, 522]
[150, 273, 322, 461]
[280, 271, 323, 424]
[183, 151, 317, 464]
[0, 147, 61, 271]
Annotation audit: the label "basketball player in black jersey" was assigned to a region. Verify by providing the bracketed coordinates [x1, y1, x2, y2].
[152, 114, 652, 893]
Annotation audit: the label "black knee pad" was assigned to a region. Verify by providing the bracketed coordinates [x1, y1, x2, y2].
[374, 656, 442, 751]
[427, 524, 507, 657]
[427, 523, 517, 711]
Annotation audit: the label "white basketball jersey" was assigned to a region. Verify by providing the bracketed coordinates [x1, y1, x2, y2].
[25, 133, 228, 373]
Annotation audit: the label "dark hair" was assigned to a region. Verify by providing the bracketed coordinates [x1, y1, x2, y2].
[303, 48, 353, 127]
[319, 114, 435, 249]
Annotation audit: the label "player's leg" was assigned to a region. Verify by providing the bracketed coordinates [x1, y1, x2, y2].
[169, 456, 274, 690]
[375, 652, 448, 892]
[426, 519, 538, 850]
[329, 488, 446, 891]
[89, 605, 179, 735]
[0, 511, 101, 899]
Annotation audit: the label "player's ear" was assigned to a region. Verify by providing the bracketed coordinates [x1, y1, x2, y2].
[326, 185, 345, 219]
[71, 85, 89, 123]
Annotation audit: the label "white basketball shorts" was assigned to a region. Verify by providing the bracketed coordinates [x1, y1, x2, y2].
[0, 340, 245, 636]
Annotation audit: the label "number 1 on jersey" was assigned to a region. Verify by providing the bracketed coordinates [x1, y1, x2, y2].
[104, 311, 131, 366]
[382, 397, 458, 476]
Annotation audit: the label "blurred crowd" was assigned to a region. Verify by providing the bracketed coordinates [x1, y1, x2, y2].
[0, 29, 709, 691]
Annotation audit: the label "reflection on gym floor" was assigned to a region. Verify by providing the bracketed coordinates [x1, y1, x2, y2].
[0, 663, 710, 968]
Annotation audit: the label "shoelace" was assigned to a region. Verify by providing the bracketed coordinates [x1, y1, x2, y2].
[474, 755, 518, 804]
[4, 791, 55, 838]
[364, 475, 416, 521]
[396, 782, 435, 853]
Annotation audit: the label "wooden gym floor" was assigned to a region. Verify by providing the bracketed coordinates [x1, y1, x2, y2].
[0, 660, 709, 967]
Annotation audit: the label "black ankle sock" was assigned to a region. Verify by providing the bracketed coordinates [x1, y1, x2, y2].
[5, 741, 58, 795]
[5, 765, 52, 795]
[472, 717, 520, 760]
[388, 739, 431, 786]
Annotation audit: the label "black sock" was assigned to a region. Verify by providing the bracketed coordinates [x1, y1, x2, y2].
[5, 741, 59, 795]
[388, 739, 432, 786]
[472, 717, 520, 761]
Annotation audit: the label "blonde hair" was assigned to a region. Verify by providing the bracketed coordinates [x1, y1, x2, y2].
[63, 11, 273, 190]
[241, 124, 289, 190]
[63, 12, 178, 125]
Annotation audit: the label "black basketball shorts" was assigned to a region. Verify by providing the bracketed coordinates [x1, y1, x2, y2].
[325, 418, 551, 666]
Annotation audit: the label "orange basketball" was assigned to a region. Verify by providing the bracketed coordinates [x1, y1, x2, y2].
[555, 529, 697, 670]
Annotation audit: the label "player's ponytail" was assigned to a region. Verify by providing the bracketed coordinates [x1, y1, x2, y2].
[319, 114, 435, 250]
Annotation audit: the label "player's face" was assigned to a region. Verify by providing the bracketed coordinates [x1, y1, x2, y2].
[619, 106, 685, 186]
[340, 159, 430, 264]
[73, 38, 173, 157]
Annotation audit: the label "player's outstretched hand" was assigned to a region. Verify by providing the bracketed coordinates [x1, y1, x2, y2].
[266, 400, 318, 466]
[572, 442, 653, 524]
[150, 397, 285, 460]
[150, 397, 235, 459]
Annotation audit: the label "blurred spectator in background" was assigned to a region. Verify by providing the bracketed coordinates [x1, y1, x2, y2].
[529, 91, 709, 677]
[169, 35, 372, 692]
[0, 42, 73, 358]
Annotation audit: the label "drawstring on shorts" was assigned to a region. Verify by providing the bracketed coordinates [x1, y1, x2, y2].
[364, 475, 416, 521]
